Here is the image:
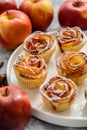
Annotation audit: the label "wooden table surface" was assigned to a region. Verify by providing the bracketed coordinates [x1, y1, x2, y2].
[0, 0, 87, 129]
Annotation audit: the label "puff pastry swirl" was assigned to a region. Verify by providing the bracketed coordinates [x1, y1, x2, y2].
[40, 76, 77, 111]
[56, 51, 87, 85]
[57, 26, 86, 52]
[23, 32, 56, 62]
[13, 55, 47, 88]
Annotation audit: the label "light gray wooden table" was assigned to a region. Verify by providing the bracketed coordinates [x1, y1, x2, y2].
[0, 0, 87, 129]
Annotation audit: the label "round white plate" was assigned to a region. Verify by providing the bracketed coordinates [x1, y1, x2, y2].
[6, 31, 87, 127]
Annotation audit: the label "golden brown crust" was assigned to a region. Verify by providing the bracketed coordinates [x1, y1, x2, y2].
[40, 76, 77, 111]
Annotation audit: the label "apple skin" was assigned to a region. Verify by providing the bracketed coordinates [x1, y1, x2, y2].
[58, 0, 87, 30]
[0, 0, 17, 14]
[0, 86, 32, 130]
[19, 0, 54, 31]
[0, 10, 32, 50]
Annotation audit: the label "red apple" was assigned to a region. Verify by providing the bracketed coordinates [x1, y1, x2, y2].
[0, 10, 32, 50]
[19, 0, 54, 31]
[0, 0, 17, 14]
[58, 0, 87, 30]
[0, 86, 32, 130]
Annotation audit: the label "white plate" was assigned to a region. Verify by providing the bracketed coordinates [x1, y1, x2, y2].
[6, 31, 87, 127]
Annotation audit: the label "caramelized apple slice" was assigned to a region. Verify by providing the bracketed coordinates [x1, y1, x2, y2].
[14, 55, 47, 79]
[40, 76, 77, 111]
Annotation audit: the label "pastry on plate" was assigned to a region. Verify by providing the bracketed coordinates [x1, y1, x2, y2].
[23, 31, 56, 62]
[57, 26, 87, 52]
[13, 55, 47, 89]
[56, 51, 87, 86]
[39, 76, 77, 112]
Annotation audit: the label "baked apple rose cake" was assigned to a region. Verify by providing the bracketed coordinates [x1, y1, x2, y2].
[13, 55, 47, 88]
[23, 31, 56, 62]
[40, 76, 77, 112]
[57, 26, 87, 52]
[56, 51, 87, 86]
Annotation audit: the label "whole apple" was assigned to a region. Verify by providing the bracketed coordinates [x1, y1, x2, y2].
[19, 0, 54, 31]
[0, 86, 32, 130]
[0, 10, 32, 50]
[58, 0, 87, 30]
[0, 0, 17, 14]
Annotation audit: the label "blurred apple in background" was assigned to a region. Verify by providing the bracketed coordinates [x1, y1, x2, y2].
[19, 0, 54, 31]
[0, 0, 17, 14]
[0, 10, 32, 50]
[0, 86, 32, 130]
[58, 0, 87, 30]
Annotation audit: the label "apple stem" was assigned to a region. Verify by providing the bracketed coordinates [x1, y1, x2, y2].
[34, 0, 38, 3]
[2, 88, 9, 97]
[6, 11, 11, 20]
[73, 1, 82, 7]
[5, 88, 9, 96]
[7, 11, 9, 17]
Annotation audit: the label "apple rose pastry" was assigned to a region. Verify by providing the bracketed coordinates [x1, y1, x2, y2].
[40, 76, 77, 112]
[13, 55, 47, 88]
[56, 51, 87, 86]
[57, 26, 86, 52]
[23, 32, 56, 62]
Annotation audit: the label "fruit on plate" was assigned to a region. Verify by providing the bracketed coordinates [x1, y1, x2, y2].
[19, 0, 54, 31]
[58, 0, 87, 30]
[0, 10, 32, 50]
[0, 86, 32, 130]
[0, 0, 17, 14]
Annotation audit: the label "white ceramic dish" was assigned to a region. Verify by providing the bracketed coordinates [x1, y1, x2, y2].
[6, 31, 87, 127]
